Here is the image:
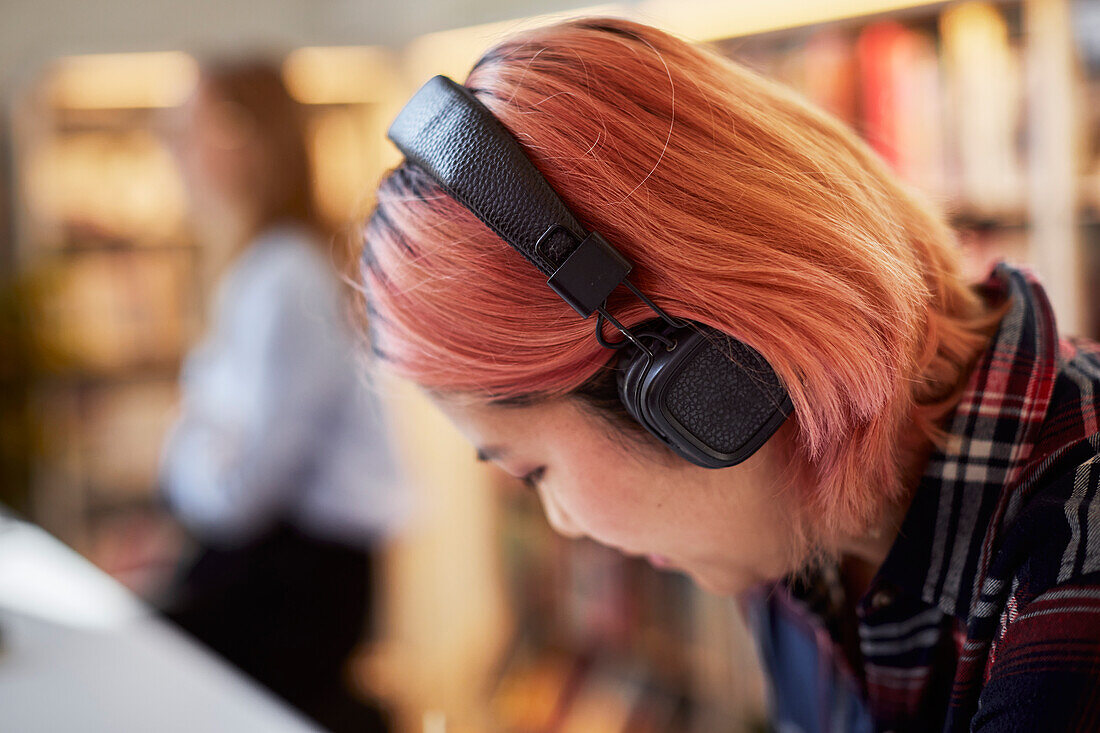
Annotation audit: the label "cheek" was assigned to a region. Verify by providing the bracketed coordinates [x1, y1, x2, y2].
[545, 435, 646, 534]
[548, 437, 665, 543]
[554, 474, 635, 537]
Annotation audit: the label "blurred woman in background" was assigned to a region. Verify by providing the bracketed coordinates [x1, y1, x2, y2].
[160, 62, 403, 733]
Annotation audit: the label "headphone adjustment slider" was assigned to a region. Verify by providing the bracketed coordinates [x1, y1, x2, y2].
[545, 229, 632, 318]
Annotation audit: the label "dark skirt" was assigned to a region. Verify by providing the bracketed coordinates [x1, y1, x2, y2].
[163, 522, 390, 733]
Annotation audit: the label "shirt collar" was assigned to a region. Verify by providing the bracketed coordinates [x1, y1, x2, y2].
[874, 262, 1059, 618]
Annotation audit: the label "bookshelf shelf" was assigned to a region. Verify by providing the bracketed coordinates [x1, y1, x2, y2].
[7, 57, 196, 557]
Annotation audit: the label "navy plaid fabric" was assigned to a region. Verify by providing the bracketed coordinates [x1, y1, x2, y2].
[745, 262, 1100, 732]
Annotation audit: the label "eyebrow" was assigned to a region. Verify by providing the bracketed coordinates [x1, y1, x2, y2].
[475, 446, 507, 462]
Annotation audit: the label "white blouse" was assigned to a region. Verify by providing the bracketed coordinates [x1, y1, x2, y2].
[160, 223, 407, 547]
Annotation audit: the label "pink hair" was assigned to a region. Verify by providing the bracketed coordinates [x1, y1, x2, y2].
[362, 18, 1008, 544]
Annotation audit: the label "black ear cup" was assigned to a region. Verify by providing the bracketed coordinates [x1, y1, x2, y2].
[616, 332, 660, 433]
[387, 76, 792, 469]
[617, 322, 794, 468]
[616, 320, 681, 442]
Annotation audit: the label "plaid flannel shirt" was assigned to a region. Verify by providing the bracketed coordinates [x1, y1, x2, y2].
[746, 262, 1100, 732]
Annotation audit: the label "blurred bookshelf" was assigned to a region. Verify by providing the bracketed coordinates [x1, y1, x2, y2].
[8, 55, 201, 592]
[711, 0, 1097, 339]
[6, 47, 404, 593]
[1075, 0, 1100, 338]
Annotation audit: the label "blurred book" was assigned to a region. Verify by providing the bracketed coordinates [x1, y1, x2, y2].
[857, 21, 946, 195]
[35, 249, 195, 373]
[81, 380, 178, 500]
[556, 663, 648, 733]
[22, 128, 188, 245]
[802, 30, 859, 127]
[940, 1, 1026, 216]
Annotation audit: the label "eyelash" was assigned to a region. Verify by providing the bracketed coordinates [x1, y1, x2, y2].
[521, 466, 546, 491]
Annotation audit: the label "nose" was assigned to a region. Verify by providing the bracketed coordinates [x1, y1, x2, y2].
[540, 491, 584, 540]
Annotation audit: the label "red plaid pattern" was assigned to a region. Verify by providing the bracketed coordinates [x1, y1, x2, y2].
[747, 262, 1100, 732]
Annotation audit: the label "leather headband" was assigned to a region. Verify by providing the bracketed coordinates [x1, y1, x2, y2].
[387, 75, 632, 318]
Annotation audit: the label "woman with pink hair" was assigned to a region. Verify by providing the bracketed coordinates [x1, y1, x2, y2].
[362, 17, 1100, 732]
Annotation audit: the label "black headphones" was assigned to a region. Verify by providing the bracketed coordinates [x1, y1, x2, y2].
[387, 75, 793, 468]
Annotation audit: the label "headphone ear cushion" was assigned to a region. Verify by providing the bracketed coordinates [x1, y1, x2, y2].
[616, 342, 653, 430]
[613, 322, 793, 468]
[616, 321, 687, 439]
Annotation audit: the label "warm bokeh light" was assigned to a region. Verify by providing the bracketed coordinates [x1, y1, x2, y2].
[282, 45, 398, 105]
[403, 4, 628, 84]
[23, 129, 189, 242]
[941, 2, 1024, 215]
[45, 51, 199, 110]
[638, 0, 942, 41]
[307, 106, 384, 225]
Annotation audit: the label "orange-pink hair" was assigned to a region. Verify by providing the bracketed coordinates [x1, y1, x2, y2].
[362, 18, 1008, 544]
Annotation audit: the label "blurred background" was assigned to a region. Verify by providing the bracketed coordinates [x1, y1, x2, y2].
[1, 0, 1099, 731]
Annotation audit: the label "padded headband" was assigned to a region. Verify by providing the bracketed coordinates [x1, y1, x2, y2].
[387, 75, 633, 319]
